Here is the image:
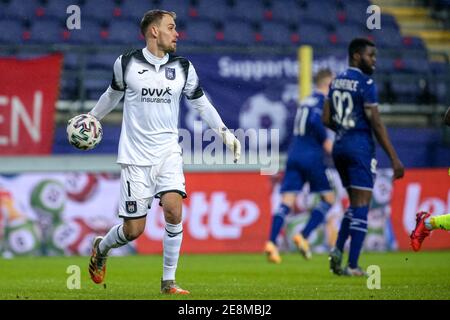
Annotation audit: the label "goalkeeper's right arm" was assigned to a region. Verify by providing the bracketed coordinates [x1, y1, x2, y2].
[89, 87, 124, 120]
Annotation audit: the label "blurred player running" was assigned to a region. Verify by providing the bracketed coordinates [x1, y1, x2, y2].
[265, 69, 336, 263]
[323, 38, 404, 276]
[86, 10, 240, 294]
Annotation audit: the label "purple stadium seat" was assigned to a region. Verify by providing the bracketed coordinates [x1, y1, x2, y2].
[334, 23, 371, 46]
[258, 22, 293, 45]
[390, 73, 422, 103]
[430, 80, 448, 104]
[59, 77, 78, 100]
[120, 0, 154, 21]
[0, 19, 23, 44]
[63, 53, 79, 70]
[381, 14, 399, 29]
[87, 52, 118, 71]
[196, 0, 232, 24]
[158, 0, 190, 21]
[81, 0, 119, 23]
[85, 78, 110, 100]
[429, 61, 448, 75]
[271, 0, 302, 24]
[376, 57, 394, 73]
[43, 0, 82, 20]
[67, 19, 104, 44]
[222, 20, 255, 45]
[229, 0, 268, 23]
[297, 23, 329, 47]
[303, 1, 338, 27]
[403, 58, 430, 74]
[402, 36, 427, 51]
[372, 26, 403, 48]
[0, 0, 40, 20]
[28, 19, 65, 44]
[184, 20, 217, 45]
[107, 19, 143, 45]
[343, 0, 369, 26]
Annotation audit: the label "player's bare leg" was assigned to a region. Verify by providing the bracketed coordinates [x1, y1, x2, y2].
[160, 192, 189, 294]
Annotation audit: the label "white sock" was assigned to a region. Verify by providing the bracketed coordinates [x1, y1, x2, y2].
[99, 224, 128, 256]
[162, 222, 183, 281]
[424, 218, 433, 230]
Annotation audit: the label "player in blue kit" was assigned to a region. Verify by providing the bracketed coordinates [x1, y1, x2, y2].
[323, 38, 404, 276]
[265, 69, 336, 263]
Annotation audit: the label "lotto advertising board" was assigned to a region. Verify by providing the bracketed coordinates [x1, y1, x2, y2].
[390, 168, 450, 250]
[0, 169, 448, 257]
[137, 172, 272, 253]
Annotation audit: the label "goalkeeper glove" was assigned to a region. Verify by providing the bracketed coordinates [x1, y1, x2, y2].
[220, 127, 241, 163]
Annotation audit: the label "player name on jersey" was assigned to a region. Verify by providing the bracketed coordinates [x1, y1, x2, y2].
[331, 78, 359, 91]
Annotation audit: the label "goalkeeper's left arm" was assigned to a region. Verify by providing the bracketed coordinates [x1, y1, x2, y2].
[188, 95, 241, 163]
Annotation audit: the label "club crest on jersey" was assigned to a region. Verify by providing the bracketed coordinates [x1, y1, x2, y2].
[165, 67, 176, 80]
[126, 201, 137, 214]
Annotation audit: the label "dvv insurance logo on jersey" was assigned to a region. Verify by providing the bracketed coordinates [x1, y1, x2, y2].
[140, 87, 172, 103]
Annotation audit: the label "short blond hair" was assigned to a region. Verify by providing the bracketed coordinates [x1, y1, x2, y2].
[314, 68, 333, 86]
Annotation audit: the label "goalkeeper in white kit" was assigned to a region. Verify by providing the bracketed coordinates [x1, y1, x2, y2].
[85, 9, 241, 294]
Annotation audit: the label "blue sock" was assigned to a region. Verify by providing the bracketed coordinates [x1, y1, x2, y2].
[301, 200, 332, 239]
[335, 207, 354, 252]
[269, 204, 291, 243]
[348, 206, 369, 269]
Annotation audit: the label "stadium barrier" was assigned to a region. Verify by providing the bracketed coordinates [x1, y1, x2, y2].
[1, 168, 448, 257]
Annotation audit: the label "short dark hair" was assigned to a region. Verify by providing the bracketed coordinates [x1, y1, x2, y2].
[348, 38, 375, 61]
[313, 68, 333, 86]
[140, 9, 176, 37]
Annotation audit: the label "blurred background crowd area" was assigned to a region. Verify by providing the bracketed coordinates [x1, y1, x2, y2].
[0, 0, 449, 166]
[0, 0, 448, 105]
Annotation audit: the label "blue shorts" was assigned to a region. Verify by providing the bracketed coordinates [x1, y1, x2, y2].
[332, 147, 377, 190]
[280, 156, 332, 194]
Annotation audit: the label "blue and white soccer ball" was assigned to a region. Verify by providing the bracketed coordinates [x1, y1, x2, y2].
[67, 114, 103, 150]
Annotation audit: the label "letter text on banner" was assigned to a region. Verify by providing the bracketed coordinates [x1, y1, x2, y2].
[0, 54, 62, 155]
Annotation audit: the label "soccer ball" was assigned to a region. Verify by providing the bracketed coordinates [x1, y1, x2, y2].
[67, 114, 103, 150]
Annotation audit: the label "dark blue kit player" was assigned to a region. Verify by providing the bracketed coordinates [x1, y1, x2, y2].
[323, 38, 404, 276]
[265, 69, 336, 263]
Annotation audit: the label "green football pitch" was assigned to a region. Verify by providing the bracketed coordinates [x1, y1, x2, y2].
[0, 251, 449, 300]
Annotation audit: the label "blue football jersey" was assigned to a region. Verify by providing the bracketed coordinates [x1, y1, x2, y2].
[281, 91, 331, 194]
[328, 67, 378, 151]
[289, 91, 327, 158]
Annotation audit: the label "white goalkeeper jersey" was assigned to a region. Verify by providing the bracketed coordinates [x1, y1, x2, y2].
[90, 48, 225, 166]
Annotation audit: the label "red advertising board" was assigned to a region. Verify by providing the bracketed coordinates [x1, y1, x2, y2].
[0, 54, 62, 155]
[391, 169, 450, 250]
[136, 172, 272, 253]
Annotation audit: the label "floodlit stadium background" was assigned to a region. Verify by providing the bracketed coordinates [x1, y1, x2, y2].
[0, 0, 449, 258]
